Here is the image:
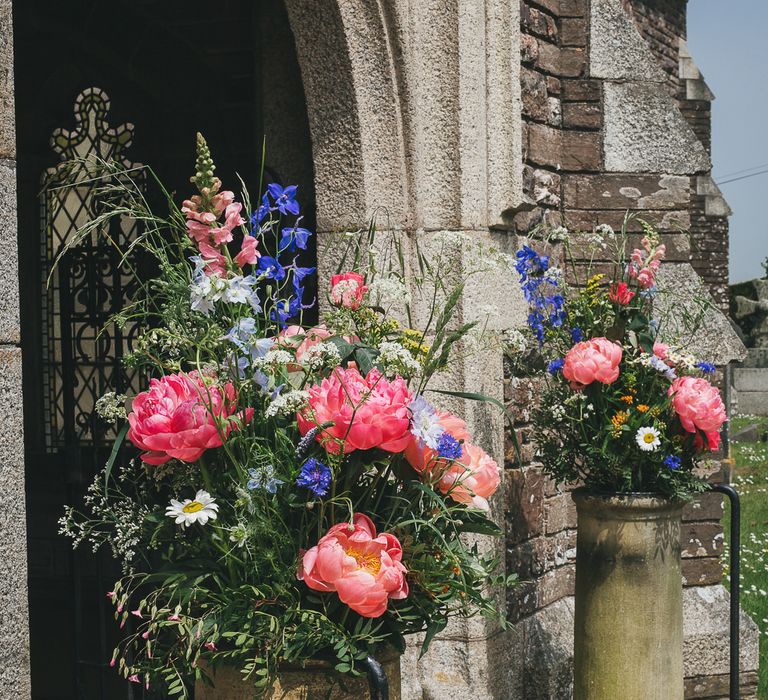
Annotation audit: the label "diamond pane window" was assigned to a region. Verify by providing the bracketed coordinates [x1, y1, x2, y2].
[40, 87, 143, 450]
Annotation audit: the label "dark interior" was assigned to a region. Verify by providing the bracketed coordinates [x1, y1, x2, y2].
[13, 1, 314, 697]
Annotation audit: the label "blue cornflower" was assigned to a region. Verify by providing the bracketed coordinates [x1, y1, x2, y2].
[571, 327, 583, 343]
[296, 458, 332, 497]
[267, 183, 300, 216]
[258, 256, 286, 281]
[436, 432, 463, 461]
[696, 361, 716, 375]
[279, 225, 313, 252]
[247, 465, 284, 493]
[663, 455, 681, 471]
[548, 358, 564, 375]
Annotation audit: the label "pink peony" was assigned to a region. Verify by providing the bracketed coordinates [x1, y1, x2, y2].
[127, 371, 252, 465]
[330, 272, 368, 310]
[297, 367, 412, 454]
[298, 513, 408, 618]
[668, 376, 726, 451]
[235, 234, 260, 267]
[562, 338, 623, 388]
[434, 442, 500, 511]
[653, 342, 669, 360]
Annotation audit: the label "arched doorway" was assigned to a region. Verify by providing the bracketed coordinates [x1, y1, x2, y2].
[14, 1, 314, 697]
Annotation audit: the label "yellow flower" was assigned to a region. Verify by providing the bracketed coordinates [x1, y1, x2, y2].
[637, 404, 650, 413]
[586, 274, 605, 293]
[620, 395, 634, 405]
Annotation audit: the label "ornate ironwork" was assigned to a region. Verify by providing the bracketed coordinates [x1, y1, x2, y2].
[40, 87, 143, 450]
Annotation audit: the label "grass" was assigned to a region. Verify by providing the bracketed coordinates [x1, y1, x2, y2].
[726, 414, 768, 697]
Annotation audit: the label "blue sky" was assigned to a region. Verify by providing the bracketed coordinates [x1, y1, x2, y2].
[687, 3, 768, 283]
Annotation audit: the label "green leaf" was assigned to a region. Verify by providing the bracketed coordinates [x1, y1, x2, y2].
[354, 346, 380, 376]
[420, 617, 448, 657]
[104, 422, 129, 489]
[328, 336, 355, 361]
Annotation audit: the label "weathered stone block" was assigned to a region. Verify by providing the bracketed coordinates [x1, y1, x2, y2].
[603, 82, 711, 175]
[0, 0, 14, 159]
[561, 78, 600, 102]
[682, 492, 724, 522]
[559, 17, 587, 46]
[682, 557, 722, 587]
[0, 161, 19, 344]
[506, 466, 544, 544]
[521, 68, 550, 122]
[562, 173, 691, 210]
[543, 493, 577, 535]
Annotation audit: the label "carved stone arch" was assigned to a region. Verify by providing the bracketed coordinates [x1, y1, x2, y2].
[283, 0, 408, 232]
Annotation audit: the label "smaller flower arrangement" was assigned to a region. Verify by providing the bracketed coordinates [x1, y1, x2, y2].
[515, 220, 726, 498]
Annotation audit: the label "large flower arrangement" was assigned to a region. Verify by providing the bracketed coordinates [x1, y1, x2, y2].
[514, 221, 726, 498]
[60, 136, 513, 695]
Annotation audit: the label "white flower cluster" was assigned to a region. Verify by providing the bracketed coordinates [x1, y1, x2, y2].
[582, 224, 616, 251]
[550, 404, 566, 421]
[253, 349, 294, 369]
[301, 341, 341, 372]
[266, 390, 310, 418]
[378, 341, 421, 378]
[549, 226, 570, 243]
[95, 391, 127, 424]
[666, 350, 698, 371]
[189, 257, 261, 315]
[367, 276, 411, 308]
[503, 329, 528, 354]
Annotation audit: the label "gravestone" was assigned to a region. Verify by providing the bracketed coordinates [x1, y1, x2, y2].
[730, 275, 768, 414]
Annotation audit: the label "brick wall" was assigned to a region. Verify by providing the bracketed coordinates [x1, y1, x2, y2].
[507, 0, 744, 695]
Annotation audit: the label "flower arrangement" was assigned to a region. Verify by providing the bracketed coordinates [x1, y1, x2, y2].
[59, 135, 514, 695]
[514, 220, 726, 498]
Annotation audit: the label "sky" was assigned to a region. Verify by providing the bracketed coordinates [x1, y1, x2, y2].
[687, 2, 768, 284]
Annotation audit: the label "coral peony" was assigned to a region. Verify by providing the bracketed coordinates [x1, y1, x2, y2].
[608, 282, 635, 305]
[437, 443, 500, 511]
[298, 513, 408, 618]
[562, 338, 623, 388]
[297, 367, 412, 454]
[330, 272, 368, 310]
[404, 410, 471, 473]
[127, 371, 252, 465]
[668, 376, 726, 451]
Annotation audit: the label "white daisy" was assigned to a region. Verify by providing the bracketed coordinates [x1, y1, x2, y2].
[166, 490, 219, 528]
[635, 427, 661, 452]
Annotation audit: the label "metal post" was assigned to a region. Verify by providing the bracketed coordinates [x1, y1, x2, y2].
[363, 655, 389, 700]
[711, 484, 741, 700]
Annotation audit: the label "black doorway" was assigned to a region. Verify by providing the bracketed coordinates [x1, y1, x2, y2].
[14, 2, 315, 697]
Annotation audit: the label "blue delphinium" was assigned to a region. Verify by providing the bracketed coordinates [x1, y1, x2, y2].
[696, 361, 716, 375]
[436, 433, 463, 461]
[267, 183, 300, 216]
[516, 245, 566, 344]
[258, 256, 286, 281]
[663, 455, 681, 471]
[247, 465, 284, 493]
[296, 458, 332, 497]
[571, 327, 583, 343]
[547, 358, 565, 375]
[279, 225, 313, 252]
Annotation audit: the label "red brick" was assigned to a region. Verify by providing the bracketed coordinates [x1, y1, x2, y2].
[562, 101, 601, 129]
[560, 17, 587, 46]
[561, 79, 601, 102]
[681, 522, 723, 558]
[682, 557, 722, 587]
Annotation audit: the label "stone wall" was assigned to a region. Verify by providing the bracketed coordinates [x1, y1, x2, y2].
[0, 1, 31, 697]
[506, 0, 758, 697]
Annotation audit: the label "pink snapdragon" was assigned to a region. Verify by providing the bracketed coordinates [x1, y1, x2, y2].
[298, 513, 408, 618]
[562, 338, 623, 388]
[627, 236, 666, 289]
[668, 376, 726, 451]
[297, 367, 412, 454]
[127, 371, 253, 465]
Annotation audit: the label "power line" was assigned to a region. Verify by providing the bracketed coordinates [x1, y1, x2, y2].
[716, 161, 768, 180]
[716, 168, 768, 186]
